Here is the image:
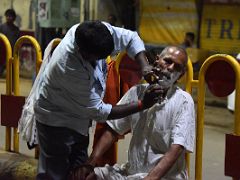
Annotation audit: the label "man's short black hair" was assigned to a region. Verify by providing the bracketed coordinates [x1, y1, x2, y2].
[5, 9, 16, 18]
[75, 20, 114, 59]
[185, 32, 195, 41]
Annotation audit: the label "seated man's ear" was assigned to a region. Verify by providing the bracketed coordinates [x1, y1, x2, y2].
[179, 69, 186, 79]
[179, 62, 188, 78]
[177, 69, 187, 83]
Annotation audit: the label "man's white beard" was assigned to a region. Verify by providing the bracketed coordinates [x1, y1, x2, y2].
[158, 71, 181, 89]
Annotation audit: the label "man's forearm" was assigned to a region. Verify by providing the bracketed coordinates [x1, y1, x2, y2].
[86, 126, 119, 166]
[135, 51, 149, 68]
[135, 51, 155, 84]
[144, 144, 184, 180]
[108, 84, 163, 120]
[107, 101, 143, 120]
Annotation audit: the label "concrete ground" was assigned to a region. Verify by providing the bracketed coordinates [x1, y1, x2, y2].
[0, 77, 236, 179]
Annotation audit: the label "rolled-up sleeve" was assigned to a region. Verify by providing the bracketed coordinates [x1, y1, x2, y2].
[90, 101, 112, 122]
[102, 22, 145, 58]
[171, 95, 195, 153]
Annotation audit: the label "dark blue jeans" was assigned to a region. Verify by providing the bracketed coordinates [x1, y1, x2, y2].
[36, 121, 89, 180]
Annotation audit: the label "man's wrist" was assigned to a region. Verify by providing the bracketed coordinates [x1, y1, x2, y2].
[86, 156, 97, 167]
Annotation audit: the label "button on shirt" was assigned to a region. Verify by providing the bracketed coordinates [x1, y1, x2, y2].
[34, 22, 145, 136]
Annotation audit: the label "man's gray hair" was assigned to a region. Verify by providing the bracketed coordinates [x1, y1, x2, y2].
[160, 46, 188, 66]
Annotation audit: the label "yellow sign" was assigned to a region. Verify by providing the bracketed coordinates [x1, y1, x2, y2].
[139, 0, 198, 45]
[201, 5, 240, 54]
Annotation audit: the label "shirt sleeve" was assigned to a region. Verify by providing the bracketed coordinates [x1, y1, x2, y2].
[107, 86, 140, 135]
[102, 22, 145, 59]
[171, 93, 195, 153]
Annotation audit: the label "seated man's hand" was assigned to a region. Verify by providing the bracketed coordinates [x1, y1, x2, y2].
[68, 164, 97, 180]
[142, 84, 165, 109]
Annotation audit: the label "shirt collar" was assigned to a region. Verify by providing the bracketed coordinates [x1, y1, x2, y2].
[158, 85, 177, 106]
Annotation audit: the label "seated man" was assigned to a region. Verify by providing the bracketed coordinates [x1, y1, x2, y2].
[71, 46, 195, 180]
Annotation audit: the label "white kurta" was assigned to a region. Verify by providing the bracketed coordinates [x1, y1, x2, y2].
[95, 84, 195, 180]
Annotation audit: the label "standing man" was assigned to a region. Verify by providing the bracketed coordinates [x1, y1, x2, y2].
[0, 9, 20, 75]
[71, 46, 195, 180]
[0, 9, 20, 49]
[31, 20, 159, 180]
[180, 32, 195, 49]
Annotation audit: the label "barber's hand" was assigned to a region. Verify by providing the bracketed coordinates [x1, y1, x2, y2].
[141, 84, 165, 109]
[142, 65, 158, 84]
[68, 164, 97, 180]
